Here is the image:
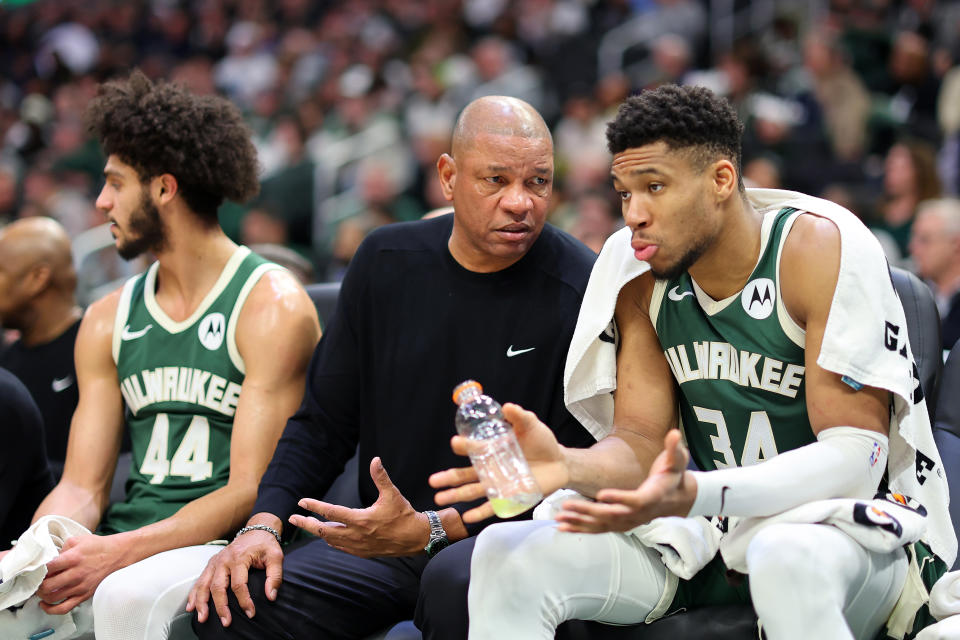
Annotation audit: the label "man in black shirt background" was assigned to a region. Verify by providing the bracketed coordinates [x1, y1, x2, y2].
[189, 95, 597, 639]
[0, 366, 55, 547]
[0, 217, 83, 480]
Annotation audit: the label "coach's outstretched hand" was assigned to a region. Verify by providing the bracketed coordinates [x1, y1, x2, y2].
[289, 457, 431, 557]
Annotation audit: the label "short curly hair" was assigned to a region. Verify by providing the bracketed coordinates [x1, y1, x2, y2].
[606, 85, 744, 190]
[85, 70, 259, 223]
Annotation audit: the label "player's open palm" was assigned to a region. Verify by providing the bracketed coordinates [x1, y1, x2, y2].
[555, 429, 696, 533]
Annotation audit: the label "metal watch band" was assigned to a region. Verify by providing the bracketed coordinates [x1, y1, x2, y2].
[234, 524, 282, 545]
[423, 509, 450, 558]
[424, 510, 445, 540]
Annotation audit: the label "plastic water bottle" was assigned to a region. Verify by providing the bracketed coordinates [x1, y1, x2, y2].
[452, 380, 543, 518]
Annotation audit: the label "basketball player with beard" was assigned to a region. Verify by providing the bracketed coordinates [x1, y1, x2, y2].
[2, 70, 320, 640]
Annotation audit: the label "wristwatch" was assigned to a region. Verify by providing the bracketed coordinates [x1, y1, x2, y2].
[423, 510, 450, 558]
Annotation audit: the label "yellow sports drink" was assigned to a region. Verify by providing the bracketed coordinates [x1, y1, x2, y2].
[453, 380, 543, 517]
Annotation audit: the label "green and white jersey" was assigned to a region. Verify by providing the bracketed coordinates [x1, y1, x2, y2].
[100, 246, 280, 534]
[651, 207, 814, 472]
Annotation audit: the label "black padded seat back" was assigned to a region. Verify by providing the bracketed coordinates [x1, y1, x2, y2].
[305, 281, 342, 329]
[937, 344, 960, 437]
[934, 342, 960, 569]
[890, 266, 943, 415]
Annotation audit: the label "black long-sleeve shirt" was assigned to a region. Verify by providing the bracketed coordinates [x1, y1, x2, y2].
[254, 215, 597, 535]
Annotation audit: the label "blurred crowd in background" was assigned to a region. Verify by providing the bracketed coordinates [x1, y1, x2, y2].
[2, 0, 960, 307]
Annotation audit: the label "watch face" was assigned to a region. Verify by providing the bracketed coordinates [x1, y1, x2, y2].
[425, 536, 450, 558]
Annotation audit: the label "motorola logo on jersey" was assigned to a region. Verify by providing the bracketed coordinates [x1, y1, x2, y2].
[198, 312, 226, 350]
[741, 278, 775, 320]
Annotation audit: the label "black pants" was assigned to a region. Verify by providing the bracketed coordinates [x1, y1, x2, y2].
[193, 536, 474, 640]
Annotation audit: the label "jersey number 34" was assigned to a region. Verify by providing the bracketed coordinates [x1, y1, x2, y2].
[694, 406, 779, 468]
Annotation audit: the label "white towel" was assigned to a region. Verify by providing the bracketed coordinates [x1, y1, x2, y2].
[0, 515, 93, 639]
[628, 516, 722, 580]
[0, 595, 93, 640]
[0, 515, 90, 609]
[563, 188, 956, 567]
[564, 225, 647, 441]
[719, 494, 928, 574]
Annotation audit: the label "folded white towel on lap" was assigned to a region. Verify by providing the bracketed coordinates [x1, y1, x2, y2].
[0, 515, 94, 640]
[0, 515, 90, 609]
[720, 495, 928, 574]
[629, 516, 722, 580]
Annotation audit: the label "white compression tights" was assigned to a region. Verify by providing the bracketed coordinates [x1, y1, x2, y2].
[92, 544, 223, 640]
[747, 523, 907, 640]
[468, 520, 908, 640]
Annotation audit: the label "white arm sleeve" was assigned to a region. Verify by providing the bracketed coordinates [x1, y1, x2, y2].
[687, 426, 888, 518]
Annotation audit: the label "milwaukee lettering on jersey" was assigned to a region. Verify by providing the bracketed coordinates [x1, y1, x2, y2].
[119, 367, 242, 416]
[662, 341, 805, 398]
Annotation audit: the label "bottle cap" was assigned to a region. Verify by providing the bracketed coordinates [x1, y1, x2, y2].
[452, 380, 482, 405]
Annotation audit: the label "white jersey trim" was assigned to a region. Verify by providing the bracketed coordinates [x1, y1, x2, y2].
[690, 209, 778, 315]
[650, 279, 667, 329]
[143, 246, 251, 334]
[225, 263, 285, 374]
[775, 211, 807, 348]
[112, 275, 140, 365]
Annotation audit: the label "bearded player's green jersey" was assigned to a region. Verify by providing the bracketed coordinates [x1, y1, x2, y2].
[650, 208, 949, 638]
[100, 246, 280, 534]
[651, 207, 815, 471]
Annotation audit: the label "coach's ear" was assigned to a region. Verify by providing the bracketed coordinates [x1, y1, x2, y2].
[436, 153, 456, 203]
[712, 158, 737, 203]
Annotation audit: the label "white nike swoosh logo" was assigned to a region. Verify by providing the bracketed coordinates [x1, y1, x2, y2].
[506, 345, 536, 357]
[51, 375, 74, 392]
[121, 324, 153, 340]
[668, 286, 694, 301]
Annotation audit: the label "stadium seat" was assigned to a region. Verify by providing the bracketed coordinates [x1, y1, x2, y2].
[891, 266, 943, 415]
[109, 451, 132, 505]
[305, 281, 341, 330]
